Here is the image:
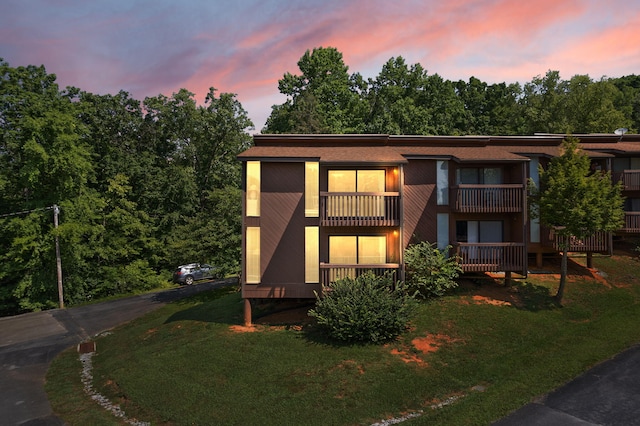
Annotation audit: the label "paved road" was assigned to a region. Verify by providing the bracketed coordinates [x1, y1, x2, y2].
[0, 279, 235, 425]
[494, 342, 640, 425]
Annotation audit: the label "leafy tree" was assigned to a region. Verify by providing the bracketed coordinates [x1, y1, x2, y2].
[520, 70, 568, 134]
[528, 136, 625, 303]
[263, 47, 367, 133]
[0, 59, 253, 314]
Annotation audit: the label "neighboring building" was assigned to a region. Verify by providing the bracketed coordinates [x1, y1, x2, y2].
[237, 133, 640, 324]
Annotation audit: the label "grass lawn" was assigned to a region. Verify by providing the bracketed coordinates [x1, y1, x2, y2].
[46, 248, 640, 425]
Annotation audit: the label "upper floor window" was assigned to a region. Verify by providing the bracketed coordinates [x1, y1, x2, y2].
[328, 170, 385, 193]
[327, 170, 386, 217]
[305, 162, 319, 217]
[246, 161, 260, 217]
[457, 167, 502, 185]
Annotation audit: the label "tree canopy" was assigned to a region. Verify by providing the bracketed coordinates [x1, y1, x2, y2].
[528, 136, 625, 303]
[0, 59, 253, 315]
[264, 48, 638, 135]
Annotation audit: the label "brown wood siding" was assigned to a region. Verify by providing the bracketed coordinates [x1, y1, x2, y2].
[260, 162, 305, 287]
[403, 159, 438, 247]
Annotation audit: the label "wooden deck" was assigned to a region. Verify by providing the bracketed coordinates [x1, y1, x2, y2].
[452, 184, 524, 213]
[454, 242, 527, 274]
[320, 192, 400, 226]
[613, 170, 640, 191]
[319, 263, 400, 286]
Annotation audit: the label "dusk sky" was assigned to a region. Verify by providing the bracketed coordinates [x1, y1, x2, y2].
[2, 0, 640, 133]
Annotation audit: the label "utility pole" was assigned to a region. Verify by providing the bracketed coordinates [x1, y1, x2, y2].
[53, 204, 64, 309]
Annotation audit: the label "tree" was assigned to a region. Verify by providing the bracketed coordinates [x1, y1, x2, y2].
[263, 47, 367, 133]
[528, 136, 625, 304]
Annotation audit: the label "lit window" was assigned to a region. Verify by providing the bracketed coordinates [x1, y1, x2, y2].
[305, 162, 319, 217]
[329, 236, 386, 264]
[305, 227, 319, 283]
[327, 170, 385, 217]
[246, 227, 260, 283]
[246, 161, 260, 217]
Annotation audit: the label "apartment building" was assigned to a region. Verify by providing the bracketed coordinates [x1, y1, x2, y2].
[237, 134, 640, 324]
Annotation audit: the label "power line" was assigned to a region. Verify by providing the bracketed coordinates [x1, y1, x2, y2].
[0, 205, 54, 218]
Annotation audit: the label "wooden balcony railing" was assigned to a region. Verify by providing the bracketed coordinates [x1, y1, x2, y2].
[553, 231, 610, 253]
[454, 242, 527, 273]
[319, 263, 400, 286]
[452, 184, 524, 213]
[622, 212, 640, 232]
[320, 192, 400, 226]
[613, 170, 640, 191]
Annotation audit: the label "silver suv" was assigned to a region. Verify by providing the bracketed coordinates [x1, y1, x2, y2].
[172, 263, 219, 285]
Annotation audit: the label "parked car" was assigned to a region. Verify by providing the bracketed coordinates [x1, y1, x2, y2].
[173, 263, 219, 285]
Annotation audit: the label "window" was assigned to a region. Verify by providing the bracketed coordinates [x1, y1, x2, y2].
[327, 170, 385, 217]
[437, 160, 449, 205]
[457, 167, 502, 184]
[305, 162, 319, 217]
[246, 227, 260, 283]
[329, 235, 386, 281]
[305, 227, 319, 283]
[529, 158, 540, 243]
[456, 221, 503, 243]
[329, 236, 386, 264]
[437, 213, 449, 250]
[246, 161, 260, 217]
[456, 221, 503, 262]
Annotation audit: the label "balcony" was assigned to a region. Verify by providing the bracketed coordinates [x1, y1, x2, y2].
[622, 212, 640, 232]
[553, 231, 610, 253]
[452, 184, 524, 213]
[320, 192, 400, 226]
[613, 170, 640, 191]
[319, 263, 400, 286]
[454, 242, 527, 273]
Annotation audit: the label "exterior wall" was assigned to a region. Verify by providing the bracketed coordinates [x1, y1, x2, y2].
[402, 159, 438, 247]
[242, 161, 320, 299]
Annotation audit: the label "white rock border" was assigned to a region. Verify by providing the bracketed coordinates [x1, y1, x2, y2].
[79, 351, 150, 426]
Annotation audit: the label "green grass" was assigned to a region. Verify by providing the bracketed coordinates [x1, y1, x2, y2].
[46, 255, 640, 425]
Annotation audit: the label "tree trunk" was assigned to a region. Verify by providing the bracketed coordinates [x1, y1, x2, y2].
[555, 239, 569, 305]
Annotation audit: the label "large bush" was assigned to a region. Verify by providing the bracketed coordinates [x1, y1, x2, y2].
[404, 241, 462, 298]
[308, 271, 417, 343]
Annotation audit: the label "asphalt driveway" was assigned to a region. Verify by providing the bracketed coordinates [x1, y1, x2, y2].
[0, 279, 235, 425]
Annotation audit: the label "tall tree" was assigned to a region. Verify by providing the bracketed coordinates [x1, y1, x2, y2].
[263, 47, 367, 133]
[528, 136, 625, 304]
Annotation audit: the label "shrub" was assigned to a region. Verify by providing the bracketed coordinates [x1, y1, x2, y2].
[308, 271, 417, 344]
[404, 241, 462, 298]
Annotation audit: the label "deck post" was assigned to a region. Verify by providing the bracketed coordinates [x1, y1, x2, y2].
[244, 298, 252, 326]
[586, 252, 593, 269]
[536, 251, 543, 269]
[505, 271, 512, 287]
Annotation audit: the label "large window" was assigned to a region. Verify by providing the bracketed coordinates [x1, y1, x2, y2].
[329, 236, 386, 265]
[327, 170, 385, 217]
[246, 161, 260, 217]
[457, 167, 502, 184]
[456, 220, 503, 243]
[245, 227, 260, 283]
[305, 162, 319, 217]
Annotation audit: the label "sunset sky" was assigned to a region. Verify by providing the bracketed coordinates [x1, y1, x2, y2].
[2, 0, 640, 133]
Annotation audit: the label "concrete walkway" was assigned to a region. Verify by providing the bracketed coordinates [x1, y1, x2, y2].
[0, 279, 234, 425]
